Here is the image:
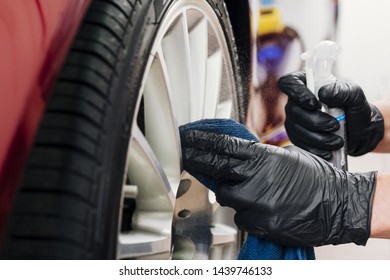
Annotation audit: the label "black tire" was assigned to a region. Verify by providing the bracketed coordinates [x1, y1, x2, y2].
[0, 0, 246, 259]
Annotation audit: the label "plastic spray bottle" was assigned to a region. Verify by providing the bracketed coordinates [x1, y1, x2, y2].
[301, 41, 348, 170]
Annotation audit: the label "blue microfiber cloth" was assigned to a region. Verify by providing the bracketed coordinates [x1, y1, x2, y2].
[179, 118, 315, 260]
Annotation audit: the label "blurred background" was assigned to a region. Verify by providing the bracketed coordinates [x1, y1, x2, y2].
[249, 0, 390, 259]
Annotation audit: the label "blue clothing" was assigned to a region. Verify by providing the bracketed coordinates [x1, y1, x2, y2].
[179, 118, 315, 260]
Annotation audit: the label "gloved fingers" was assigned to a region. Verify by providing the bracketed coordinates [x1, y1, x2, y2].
[286, 126, 338, 160]
[285, 99, 340, 132]
[318, 81, 367, 108]
[215, 183, 244, 210]
[182, 130, 258, 160]
[283, 143, 331, 161]
[287, 136, 336, 161]
[234, 210, 268, 238]
[278, 71, 321, 111]
[285, 118, 344, 151]
[215, 177, 262, 211]
[182, 147, 253, 181]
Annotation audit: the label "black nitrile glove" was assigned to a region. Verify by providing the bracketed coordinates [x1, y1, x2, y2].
[278, 71, 384, 159]
[182, 130, 377, 247]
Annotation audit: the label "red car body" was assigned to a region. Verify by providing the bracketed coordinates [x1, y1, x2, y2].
[0, 0, 91, 233]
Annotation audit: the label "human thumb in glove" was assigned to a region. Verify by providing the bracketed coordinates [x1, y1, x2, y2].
[278, 71, 384, 159]
[182, 130, 377, 247]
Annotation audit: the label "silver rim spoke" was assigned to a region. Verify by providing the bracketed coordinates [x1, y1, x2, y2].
[188, 12, 208, 121]
[161, 13, 192, 126]
[118, 232, 171, 259]
[204, 49, 223, 118]
[127, 125, 175, 209]
[143, 53, 182, 189]
[118, 126, 174, 259]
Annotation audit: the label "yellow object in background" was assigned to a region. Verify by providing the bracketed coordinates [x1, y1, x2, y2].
[258, 8, 285, 35]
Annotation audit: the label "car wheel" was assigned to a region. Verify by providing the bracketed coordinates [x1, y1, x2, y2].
[0, 0, 246, 259]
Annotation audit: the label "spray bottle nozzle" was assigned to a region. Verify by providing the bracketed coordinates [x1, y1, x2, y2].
[301, 41, 342, 96]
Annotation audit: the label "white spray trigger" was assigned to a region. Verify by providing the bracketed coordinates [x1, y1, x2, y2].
[301, 40, 342, 97]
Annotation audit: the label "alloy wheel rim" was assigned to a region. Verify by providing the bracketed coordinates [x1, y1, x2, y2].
[117, 0, 240, 260]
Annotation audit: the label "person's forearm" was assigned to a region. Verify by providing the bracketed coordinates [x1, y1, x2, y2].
[370, 173, 390, 238]
[373, 101, 390, 153]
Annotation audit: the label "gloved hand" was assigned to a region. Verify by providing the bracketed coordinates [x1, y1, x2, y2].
[278, 71, 384, 159]
[182, 130, 377, 247]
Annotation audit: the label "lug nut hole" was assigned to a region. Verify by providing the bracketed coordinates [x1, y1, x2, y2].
[178, 209, 191, 219]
